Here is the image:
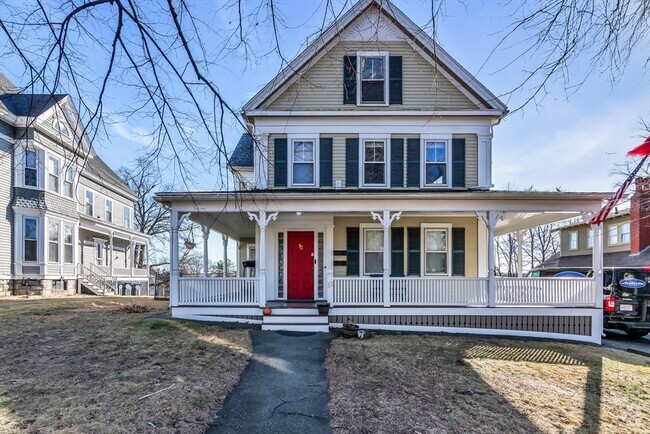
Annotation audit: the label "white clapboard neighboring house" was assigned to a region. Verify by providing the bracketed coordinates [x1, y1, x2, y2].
[155, 0, 610, 343]
[0, 74, 150, 296]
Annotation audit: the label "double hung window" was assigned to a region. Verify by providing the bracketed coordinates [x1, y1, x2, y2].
[124, 207, 131, 229]
[424, 229, 448, 275]
[64, 224, 73, 263]
[25, 150, 38, 187]
[48, 222, 59, 263]
[363, 228, 384, 275]
[363, 140, 386, 186]
[64, 168, 74, 198]
[24, 218, 38, 262]
[85, 190, 94, 216]
[105, 199, 113, 223]
[292, 140, 315, 185]
[48, 157, 60, 193]
[424, 141, 447, 186]
[569, 231, 578, 250]
[358, 54, 387, 104]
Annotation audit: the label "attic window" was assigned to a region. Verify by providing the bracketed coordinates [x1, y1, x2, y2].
[53, 119, 70, 137]
[357, 52, 388, 105]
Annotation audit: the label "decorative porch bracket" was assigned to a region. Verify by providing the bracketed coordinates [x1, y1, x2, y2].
[248, 211, 278, 307]
[371, 211, 402, 307]
[477, 211, 506, 307]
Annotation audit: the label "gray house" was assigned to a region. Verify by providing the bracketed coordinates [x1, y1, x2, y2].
[0, 74, 150, 296]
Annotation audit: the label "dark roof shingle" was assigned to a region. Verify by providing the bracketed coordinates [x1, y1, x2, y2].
[229, 133, 254, 167]
[539, 251, 650, 269]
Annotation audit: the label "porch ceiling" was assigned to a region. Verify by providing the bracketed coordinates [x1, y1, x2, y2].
[494, 211, 583, 236]
[189, 211, 256, 240]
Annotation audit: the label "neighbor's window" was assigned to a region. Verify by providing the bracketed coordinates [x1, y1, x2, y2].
[363, 228, 383, 275]
[609, 224, 619, 245]
[124, 207, 131, 229]
[96, 242, 105, 265]
[587, 229, 594, 249]
[424, 229, 448, 275]
[25, 149, 38, 187]
[48, 221, 59, 263]
[621, 223, 630, 244]
[292, 140, 315, 185]
[569, 231, 578, 250]
[85, 190, 94, 216]
[24, 218, 38, 262]
[359, 55, 387, 104]
[363, 140, 386, 186]
[63, 224, 73, 264]
[105, 199, 113, 223]
[424, 141, 447, 186]
[48, 157, 60, 193]
[63, 167, 74, 198]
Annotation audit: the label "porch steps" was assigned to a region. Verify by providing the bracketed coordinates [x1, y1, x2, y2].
[261, 306, 329, 332]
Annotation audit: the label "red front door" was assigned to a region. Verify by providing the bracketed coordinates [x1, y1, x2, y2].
[287, 231, 314, 300]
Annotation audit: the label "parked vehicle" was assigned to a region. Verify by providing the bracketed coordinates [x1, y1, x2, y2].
[527, 267, 650, 338]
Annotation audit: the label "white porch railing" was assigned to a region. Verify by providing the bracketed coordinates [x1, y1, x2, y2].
[496, 277, 596, 306]
[178, 277, 259, 305]
[389, 277, 488, 306]
[332, 278, 384, 305]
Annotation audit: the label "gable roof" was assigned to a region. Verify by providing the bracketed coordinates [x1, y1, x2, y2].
[242, 0, 507, 114]
[84, 154, 133, 195]
[229, 133, 254, 167]
[0, 93, 68, 117]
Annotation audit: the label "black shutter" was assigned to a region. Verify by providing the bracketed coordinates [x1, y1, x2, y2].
[390, 138, 404, 188]
[391, 227, 405, 277]
[406, 138, 420, 187]
[319, 137, 333, 187]
[274, 138, 287, 187]
[407, 227, 420, 276]
[452, 138, 466, 188]
[389, 56, 403, 104]
[452, 227, 466, 276]
[343, 55, 357, 104]
[346, 227, 360, 276]
[345, 138, 359, 188]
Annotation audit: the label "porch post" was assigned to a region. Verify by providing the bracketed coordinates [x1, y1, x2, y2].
[170, 211, 190, 308]
[235, 241, 241, 277]
[325, 224, 334, 305]
[129, 236, 134, 277]
[372, 211, 402, 307]
[516, 230, 524, 277]
[222, 234, 229, 277]
[109, 231, 114, 276]
[202, 226, 210, 277]
[248, 211, 278, 307]
[482, 211, 504, 308]
[591, 223, 604, 308]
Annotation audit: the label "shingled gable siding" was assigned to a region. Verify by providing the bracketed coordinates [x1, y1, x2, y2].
[264, 40, 478, 111]
[0, 128, 13, 276]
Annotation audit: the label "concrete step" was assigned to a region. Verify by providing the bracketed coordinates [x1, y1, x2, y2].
[265, 308, 320, 316]
[263, 315, 329, 325]
[262, 323, 330, 332]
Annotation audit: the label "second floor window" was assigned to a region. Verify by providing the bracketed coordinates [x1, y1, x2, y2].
[63, 224, 73, 264]
[48, 221, 59, 263]
[24, 218, 37, 262]
[63, 168, 74, 198]
[569, 231, 578, 250]
[105, 199, 113, 223]
[359, 54, 387, 104]
[85, 190, 94, 216]
[25, 150, 38, 187]
[124, 207, 131, 229]
[363, 140, 386, 186]
[621, 223, 631, 243]
[608, 224, 619, 245]
[424, 141, 448, 186]
[588, 229, 594, 249]
[48, 157, 60, 193]
[292, 140, 315, 185]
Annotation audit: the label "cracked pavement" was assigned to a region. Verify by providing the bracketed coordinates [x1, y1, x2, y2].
[205, 330, 335, 433]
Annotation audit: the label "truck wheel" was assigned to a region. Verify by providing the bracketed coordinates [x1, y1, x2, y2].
[625, 330, 650, 338]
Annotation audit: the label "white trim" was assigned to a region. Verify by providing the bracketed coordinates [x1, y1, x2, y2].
[356, 51, 389, 106]
[247, 110, 504, 117]
[360, 223, 384, 276]
[287, 133, 319, 188]
[420, 223, 452, 276]
[420, 136, 452, 188]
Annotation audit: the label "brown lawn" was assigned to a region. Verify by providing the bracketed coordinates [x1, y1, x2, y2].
[0, 297, 251, 433]
[327, 334, 650, 433]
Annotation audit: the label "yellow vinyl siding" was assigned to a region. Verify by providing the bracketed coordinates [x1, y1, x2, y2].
[452, 133, 478, 188]
[333, 216, 478, 277]
[264, 40, 478, 111]
[560, 214, 631, 256]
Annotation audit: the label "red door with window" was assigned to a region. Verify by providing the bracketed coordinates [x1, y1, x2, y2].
[287, 231, 314, 299]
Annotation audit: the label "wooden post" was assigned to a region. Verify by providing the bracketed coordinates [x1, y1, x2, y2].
[202, 226, 210, 277]
[325, 224, 334, 304]
[169, 211, 179, 307]
[516, 230, 524, 277]
[248, 211, 278, 307]
[591, 223, 604, 308]
[222, 234, 229, 277]
[371, 210, 401, 307]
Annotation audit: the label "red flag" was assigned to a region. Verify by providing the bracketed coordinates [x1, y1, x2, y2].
[627, 135, 650, 157]
[590, 137, 650, 225]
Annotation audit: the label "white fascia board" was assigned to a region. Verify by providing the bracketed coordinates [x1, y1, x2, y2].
[246, 110, 504, 117]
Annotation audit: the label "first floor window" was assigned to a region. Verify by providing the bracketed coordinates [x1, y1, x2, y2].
[424, 229, 448, 275]
[63, 225, 73, 263]
[363, 228, 383, 275]
[359, 54, 386, 104]
[48, 157, 60, 193]
[24, 218, 37, 262]
[96, 242, 105, 265]
[48, 221, 59, 263]
[424, 141, 447, 186]
[292, 140, 315, 185]
[621, 223, 631, 243]
[363, 140, 386, 186]
[64, 167, 74, 198]
[588, 229, 594, 249]
[569, 231, 578, 250]
[608, 224, 619, 245]
[25, 149, 38, 187]
[105, 199, 113, 223]
[124, 207, 131, 229]
[85, 190, 94, 216]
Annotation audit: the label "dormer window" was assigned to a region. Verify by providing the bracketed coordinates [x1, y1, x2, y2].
[53, 119, 70, 137]
[358, 53, 388, 105]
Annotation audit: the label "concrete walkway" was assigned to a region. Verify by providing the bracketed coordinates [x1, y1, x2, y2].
[206, 330, 335, 434]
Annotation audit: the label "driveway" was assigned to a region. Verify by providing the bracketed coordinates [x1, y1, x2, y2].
[206, 330, 335, 434]
[603, 330, 650, 356]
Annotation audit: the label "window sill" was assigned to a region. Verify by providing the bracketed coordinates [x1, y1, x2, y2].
[357, 102, 389, 107]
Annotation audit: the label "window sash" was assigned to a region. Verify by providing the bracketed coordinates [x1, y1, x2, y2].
[48, 222, 59, 263]
[292, 140, 315, 185]
[359, 55, 387, 104]
[587, 229, 594, 248]
[424, 141, 448, 186]
[621, 223, 630, 243]
[63, 225, 73, 264]
[424, 229, 448, 275]
[63, 168, 74, 197]
[609, 225, 619, 245]
[85, 191, 94, 216]
[105, 200, 113, 222]
[124, 208, 131, 229]
[363, 228, 384, 275]
[569, 232, 578, 250]
[24, 218, 37, 262]
[363, 140, 386, 186]
[48, 157, 60, 193]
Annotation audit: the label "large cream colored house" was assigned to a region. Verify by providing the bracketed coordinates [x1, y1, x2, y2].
[156, 0, 610, 343]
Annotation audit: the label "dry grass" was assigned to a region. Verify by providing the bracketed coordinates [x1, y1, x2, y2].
[0, 297, 252, 433]
[327, 334, 650, 433]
